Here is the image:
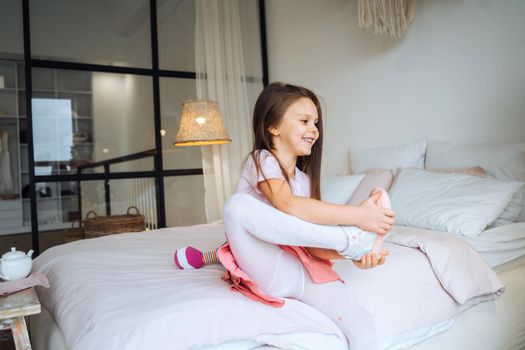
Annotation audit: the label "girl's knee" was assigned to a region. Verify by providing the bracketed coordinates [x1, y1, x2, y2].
[223, 193, 253, 223]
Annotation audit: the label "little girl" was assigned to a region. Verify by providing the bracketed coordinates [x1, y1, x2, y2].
[198, 83, 393, 349]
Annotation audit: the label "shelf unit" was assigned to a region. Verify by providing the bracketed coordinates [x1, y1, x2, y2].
[0, 58, 93, 235]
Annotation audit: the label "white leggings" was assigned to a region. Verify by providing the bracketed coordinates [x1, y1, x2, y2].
[223, 193, 386, 350]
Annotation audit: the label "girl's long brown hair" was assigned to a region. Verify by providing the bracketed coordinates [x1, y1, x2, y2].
[250, 82, 323, 200]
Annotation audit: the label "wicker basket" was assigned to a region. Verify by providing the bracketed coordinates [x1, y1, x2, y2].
[84, 206, 145, 238]
[64, 220, 85, 243]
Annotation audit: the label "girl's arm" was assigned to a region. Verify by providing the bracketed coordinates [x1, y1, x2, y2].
[258, 179, 395, 234]
[259, 179, 393, 267]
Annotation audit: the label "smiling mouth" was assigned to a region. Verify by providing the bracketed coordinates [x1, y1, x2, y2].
[302, 137, 315, 144]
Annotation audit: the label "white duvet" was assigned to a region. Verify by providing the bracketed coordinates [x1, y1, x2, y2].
[32, 223, 504, 350]
[33, 224, 347, 350]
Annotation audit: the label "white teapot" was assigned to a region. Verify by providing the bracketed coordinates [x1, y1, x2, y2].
[0, 247, 34, 281]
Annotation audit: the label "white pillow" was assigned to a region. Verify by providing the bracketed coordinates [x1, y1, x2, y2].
[425, 141, 525, 181]
[389, 168, 522, 236]
[491, 188, 524, 227]
[350, 140, 427, 174]
[321, 174, 365, 204]
[425, 141, 525, 222]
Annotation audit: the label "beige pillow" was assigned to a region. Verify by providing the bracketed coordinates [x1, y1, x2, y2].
[346, 169, 394, 205]
[392, 166, 487, 184]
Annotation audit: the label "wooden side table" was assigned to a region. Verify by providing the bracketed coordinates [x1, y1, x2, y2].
[0, 287, 41, 350]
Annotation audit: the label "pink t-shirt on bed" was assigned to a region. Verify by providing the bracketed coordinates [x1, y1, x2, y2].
[218, 149, 341, 307]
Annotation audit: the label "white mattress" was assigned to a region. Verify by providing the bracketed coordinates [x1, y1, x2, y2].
[30, 223, 525, 350]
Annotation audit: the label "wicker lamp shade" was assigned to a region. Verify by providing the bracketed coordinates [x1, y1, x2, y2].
[174, 100, 231, 146]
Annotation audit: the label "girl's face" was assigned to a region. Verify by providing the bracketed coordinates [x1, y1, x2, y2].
[269, 97, 319, 157]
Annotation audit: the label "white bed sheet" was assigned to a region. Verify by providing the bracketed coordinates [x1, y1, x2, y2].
[31, 255, 525, 350]
[30, 252, 525, 350]
[30, 223, 525, 350]
[31, 223, 347, 350]
[30, 307, 344, 350]
[464, 222, 525, 267]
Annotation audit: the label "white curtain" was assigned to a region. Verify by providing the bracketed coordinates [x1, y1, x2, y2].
[195, 0, 254, 222]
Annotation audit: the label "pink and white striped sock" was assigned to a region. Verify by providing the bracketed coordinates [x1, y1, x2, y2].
[173, 246, 219, 270]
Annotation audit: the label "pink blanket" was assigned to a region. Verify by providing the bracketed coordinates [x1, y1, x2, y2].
[387, 225, 504, 304]
[332, 225, 505, 341]
[0, 271, 49, 296]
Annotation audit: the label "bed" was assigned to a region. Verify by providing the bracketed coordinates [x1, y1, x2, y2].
[29, 221, 525, 350]
[29, 140, 525, 349]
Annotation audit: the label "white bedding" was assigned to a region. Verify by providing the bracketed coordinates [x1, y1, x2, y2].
[32, 223, 347, 350]
[31, 256, 525, 350]
[403, 254, 525, 350]
[379, 223, 525, 349]
[30, 223, 522, 350]
[30, 310, 345, 350]
[464, 223, 525, 267]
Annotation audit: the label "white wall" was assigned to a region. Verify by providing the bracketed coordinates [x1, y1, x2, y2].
[266, 0, 525, 176]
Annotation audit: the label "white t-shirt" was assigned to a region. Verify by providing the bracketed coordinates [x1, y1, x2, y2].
[235, 149, 310, 205]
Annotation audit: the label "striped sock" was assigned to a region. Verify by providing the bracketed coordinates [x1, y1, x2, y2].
[174, 246, 220, 270]
[202, 250, 219, 264]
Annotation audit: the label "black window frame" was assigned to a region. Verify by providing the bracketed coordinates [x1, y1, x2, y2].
[19, 0, 268, 255]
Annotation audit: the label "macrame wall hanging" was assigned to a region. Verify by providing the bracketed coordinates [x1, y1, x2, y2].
[357, 0, 416, 38]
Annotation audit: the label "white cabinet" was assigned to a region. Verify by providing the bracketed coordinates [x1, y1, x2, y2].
[0, 200, 22, 229]
[0, 59, 93, 235]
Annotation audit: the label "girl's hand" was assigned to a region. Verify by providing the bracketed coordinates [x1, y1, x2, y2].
[355, 191, 395, 235]
[369, 188, 383, 198]
[353, 250, 389, 269]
